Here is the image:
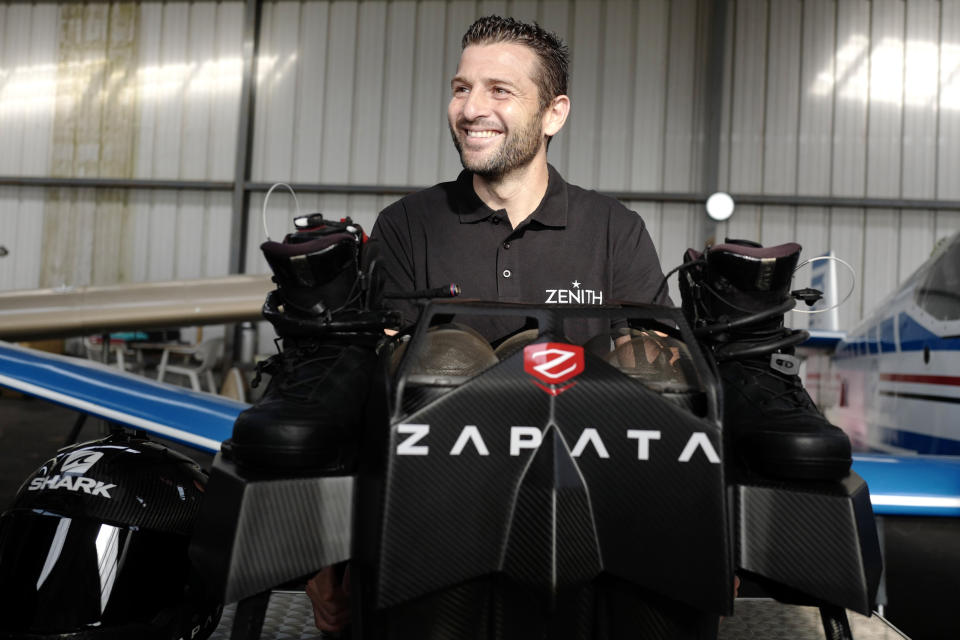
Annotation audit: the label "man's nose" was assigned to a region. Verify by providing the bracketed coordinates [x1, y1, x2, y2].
[461, 89, 490, 120]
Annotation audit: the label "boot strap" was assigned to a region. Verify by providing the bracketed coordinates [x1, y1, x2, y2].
[770, 353, 800, 376]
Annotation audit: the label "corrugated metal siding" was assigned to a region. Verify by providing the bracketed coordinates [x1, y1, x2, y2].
[0, 1, 242, 291]
[0, 3, 58, 179]
[0, 2, 243, 182]
[0, 2, 58, 292]
[133, 1, 242, 182]
[644, 0, 708, 304]
[5, 0, 960, 334]
[715, 0, 960, 331]
[0, 187, 46, 293]
[247, 0, 704, 187]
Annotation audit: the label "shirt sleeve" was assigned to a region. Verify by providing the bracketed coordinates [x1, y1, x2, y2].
[610, 208, 673, 307]
[365, 200, 420, 326]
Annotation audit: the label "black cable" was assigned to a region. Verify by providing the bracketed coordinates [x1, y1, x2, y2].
[653, 256, 704, 303]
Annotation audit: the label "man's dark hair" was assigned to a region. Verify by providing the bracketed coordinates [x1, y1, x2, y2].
[461, 15, 569, 110]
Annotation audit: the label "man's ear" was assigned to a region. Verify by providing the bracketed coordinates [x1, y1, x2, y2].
[542, 94, 570, 137]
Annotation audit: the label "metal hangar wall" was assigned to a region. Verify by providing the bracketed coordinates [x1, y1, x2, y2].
[1, 0, 958, 332]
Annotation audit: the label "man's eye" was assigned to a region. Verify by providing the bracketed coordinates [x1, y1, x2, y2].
[493, 87, 510, 95]
[454, 86, 469, 95]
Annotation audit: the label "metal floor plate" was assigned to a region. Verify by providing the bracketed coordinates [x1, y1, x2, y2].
[718, 599, 909, 639]
[211, 592, 909, 640]
[212, 591, 326, 640]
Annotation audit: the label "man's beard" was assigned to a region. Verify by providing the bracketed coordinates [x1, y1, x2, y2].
[450, 112, 545, 180]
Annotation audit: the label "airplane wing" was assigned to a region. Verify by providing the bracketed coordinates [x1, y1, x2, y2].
[0, 340, 247, 452]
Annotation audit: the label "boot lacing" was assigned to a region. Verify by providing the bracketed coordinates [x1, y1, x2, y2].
[732, 359, 817, 411]
[252, 341, 347, 401]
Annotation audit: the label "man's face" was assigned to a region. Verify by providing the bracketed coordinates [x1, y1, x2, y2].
[448, 42, 547, 179]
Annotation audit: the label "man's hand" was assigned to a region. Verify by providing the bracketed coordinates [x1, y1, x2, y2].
[720, 575, 742, 624]
[306, 564, 351, 632]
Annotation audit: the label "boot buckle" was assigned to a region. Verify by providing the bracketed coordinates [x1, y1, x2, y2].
[770, 353, 800, 376]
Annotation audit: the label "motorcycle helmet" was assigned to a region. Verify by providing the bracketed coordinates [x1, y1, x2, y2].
[0, 431, 222, 639]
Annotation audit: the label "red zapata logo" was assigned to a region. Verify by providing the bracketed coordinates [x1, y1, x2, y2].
[523, 343, 585, 396]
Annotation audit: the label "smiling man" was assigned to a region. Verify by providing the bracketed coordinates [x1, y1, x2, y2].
[306, 16, 672, 632]
[365, 15, 670, 345]
[446, 27, 566, 206]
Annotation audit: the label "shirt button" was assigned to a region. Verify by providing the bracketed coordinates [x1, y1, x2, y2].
[502, 269, 512, 278]
[503, 241, 511, 249]
[491, 216, 501, 225]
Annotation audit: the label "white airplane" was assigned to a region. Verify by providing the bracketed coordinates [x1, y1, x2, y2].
[804, 231, 960, 459]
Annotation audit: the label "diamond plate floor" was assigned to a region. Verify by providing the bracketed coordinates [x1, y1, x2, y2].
[210, 593, 909, 640]
[718, 599, 909, 639]
[211, 591, 327, 640]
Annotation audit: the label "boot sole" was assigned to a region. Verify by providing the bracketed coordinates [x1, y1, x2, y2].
[221, 439, 356, 475]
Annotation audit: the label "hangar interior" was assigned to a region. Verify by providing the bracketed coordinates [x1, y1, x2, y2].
[3, 3, 960, 639]
[1, 0, 958, 343]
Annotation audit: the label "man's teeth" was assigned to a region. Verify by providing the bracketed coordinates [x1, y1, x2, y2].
[466, 130, 499, 138]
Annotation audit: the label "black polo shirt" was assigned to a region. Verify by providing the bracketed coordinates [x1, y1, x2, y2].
[366, 164, 670, 344]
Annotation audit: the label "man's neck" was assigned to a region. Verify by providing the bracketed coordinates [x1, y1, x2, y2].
[472, 159, 550, 229]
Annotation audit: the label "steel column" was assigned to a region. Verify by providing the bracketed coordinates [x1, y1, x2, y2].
[224, 0, 263, 368]
[229, 0, 262, 277]
[700, 0, 729, 245]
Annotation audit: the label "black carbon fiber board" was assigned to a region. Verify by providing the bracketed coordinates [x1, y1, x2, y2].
[208, 593, 909, 640]
[372, 350, 731, 614]
[737, 474, 882, 615]
[191, 458, 354, 604]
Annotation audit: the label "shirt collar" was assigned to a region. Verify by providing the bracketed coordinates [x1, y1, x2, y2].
[456, 164, 568, 228]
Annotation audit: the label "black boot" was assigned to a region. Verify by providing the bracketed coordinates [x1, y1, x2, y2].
[679, 240, 852, 481]
[222, 215, 397, 474]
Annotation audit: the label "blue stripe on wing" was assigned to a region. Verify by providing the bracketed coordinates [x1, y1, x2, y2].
[853, 454, 960, 517]
[0, 341, 248, 452]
